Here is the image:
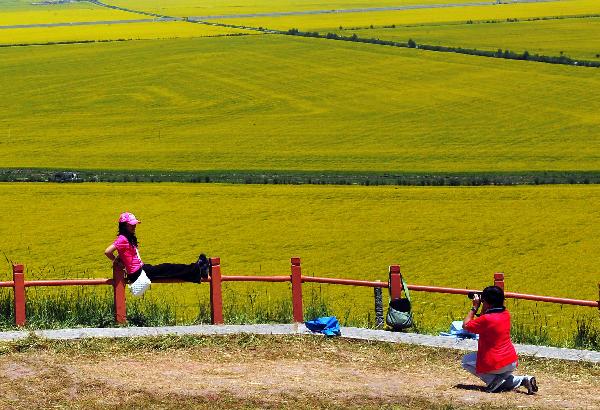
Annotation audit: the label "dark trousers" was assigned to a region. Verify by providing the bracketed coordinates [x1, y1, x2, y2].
[129, 263, 199, 283]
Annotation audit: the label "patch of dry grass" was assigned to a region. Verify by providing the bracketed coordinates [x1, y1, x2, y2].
[0, 334, 598, 409]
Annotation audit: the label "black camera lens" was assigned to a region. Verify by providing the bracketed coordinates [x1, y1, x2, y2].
[468, 291, 482, 300]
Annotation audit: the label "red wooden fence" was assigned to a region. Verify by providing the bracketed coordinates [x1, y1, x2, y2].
[2, 258, 599, 327]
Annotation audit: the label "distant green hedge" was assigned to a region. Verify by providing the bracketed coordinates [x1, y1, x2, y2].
[2, 168, 600, 186]
[285, 28, 600, 68]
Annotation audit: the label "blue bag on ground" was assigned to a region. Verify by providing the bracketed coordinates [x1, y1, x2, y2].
[439, 320, 478, 339]
[305, 316, 341, 336]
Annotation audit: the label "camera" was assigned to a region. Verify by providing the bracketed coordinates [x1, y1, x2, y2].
[467, 291, 482, 300]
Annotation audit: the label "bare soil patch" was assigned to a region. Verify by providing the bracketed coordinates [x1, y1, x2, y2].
[0, 335, 598, 409]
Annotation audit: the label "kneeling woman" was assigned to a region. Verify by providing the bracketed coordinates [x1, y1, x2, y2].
[104, 212, 210, 288]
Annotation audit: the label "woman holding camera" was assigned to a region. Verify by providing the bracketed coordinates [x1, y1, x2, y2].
[462, 286, 538, 394]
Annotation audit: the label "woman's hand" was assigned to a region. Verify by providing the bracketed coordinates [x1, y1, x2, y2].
[464, 294, 481, 327]
[472, 294, 482, 310]
[104, 244, 123, 269]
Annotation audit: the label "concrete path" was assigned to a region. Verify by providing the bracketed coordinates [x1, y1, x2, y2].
[1, 324, 598, 364]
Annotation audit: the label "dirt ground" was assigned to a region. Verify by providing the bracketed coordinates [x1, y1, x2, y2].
[0, 335, 598, 409]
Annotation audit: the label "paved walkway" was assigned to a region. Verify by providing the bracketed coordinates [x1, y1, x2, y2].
[1, 324, 598, 363]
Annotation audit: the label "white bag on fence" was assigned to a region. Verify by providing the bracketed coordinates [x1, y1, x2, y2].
[129, 270, 151, 297]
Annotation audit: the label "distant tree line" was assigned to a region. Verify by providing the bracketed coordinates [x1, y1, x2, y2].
[337, 13, 600, 31]
[2, 169, 600, 186]
[285, 29, 600, 68]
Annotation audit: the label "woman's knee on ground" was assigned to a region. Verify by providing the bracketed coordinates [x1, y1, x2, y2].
[461, 352, 477, 371]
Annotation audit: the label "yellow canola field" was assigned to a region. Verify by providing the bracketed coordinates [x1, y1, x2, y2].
[0, 5, 141, 26]
[1, 183, 598, 333]
[0, 22, 256, 45]
[215, 0, 600, 31]
[343, 17, 600, 61]
[2, 35, 600, 173]
[105, 0, 482, 18]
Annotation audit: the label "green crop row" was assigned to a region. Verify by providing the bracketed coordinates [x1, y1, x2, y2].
[4, 168, 600, 186]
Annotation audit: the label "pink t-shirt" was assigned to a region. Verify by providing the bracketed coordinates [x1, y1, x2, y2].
[113, 235, 143, 274]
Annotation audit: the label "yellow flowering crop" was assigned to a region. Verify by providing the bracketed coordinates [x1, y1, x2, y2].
[2, 35, 600, 173]
[343, 17, 600, 61]
[216, 0, 600, 31]
[104, 0, 481, 18]
[0, 2, 140, 26]
[0, 21, 256, 45]
[1, 183, 597, 335]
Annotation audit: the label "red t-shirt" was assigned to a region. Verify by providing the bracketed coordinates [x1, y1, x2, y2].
[464, 309, 518, 373]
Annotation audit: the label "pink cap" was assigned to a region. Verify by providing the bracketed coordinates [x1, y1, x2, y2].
[119, 212, 141, 225]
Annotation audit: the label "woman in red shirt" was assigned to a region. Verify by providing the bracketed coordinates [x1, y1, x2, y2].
[462, 286, 538, 394]
[104, 212, 211, 296]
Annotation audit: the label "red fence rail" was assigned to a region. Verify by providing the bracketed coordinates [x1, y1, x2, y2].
[3, 259, 599, 327]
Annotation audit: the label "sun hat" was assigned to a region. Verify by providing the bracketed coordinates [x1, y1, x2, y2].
[119, 212, 141, 225]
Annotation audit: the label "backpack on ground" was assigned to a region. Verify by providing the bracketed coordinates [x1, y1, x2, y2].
[386, 277, 413, 331]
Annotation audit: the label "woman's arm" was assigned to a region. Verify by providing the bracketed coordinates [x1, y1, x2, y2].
[104, 244, 124, 269]
[463, 294, 481, 327]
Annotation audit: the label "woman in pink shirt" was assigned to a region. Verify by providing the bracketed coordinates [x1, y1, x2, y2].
[104, 212, 211, 288]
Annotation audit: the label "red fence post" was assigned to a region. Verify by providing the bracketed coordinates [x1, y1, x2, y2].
[113, 265, 127, 324]
[210, 257, 223, 324]
[494, 272, 505, 291]
[13, 264, 26, 327]
[389, 265, 402, 300]
[291, 257, 303, 323]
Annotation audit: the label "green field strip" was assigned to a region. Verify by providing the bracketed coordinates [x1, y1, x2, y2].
[3, 168, 600, 186]
[338, 16, 600, 61]
[2, 35, 600, 173]
[2, 183, 598, 335]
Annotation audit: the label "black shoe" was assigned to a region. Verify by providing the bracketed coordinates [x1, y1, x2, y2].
[521, 376, 538, 395]
[196, 253, 210, 282]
